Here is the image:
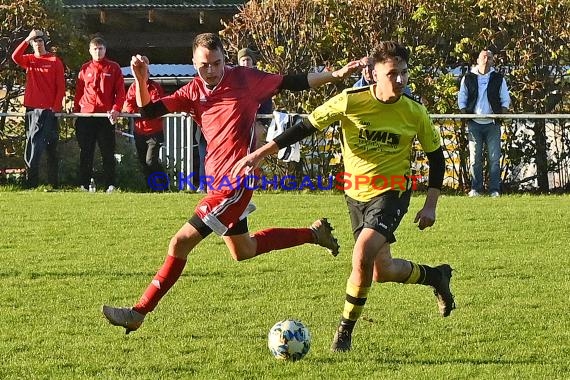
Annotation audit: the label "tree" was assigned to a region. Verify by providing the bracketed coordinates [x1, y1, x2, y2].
[221, 0, 570, 192]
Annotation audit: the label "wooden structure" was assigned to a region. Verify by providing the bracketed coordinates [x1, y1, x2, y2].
[62, 1, 245, 65]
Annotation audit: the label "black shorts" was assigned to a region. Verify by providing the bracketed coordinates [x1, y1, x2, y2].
[188, 214, 249, 238]
[346, 190, 411, 243]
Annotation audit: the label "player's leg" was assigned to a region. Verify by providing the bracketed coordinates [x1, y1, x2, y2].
[332, 190, 416, 352]
[372, 245, 455, 317]
[197, 187, 337, 260]
[102, 221, 205, 334]
[331, 227, 384, 352]
[222, 217, 338, 261]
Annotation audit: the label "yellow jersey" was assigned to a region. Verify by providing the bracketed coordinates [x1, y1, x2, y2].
[308, 86, 441, 201]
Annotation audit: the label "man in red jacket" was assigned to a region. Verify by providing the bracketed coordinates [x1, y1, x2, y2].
[73, 36, 125, 193]
[11, 29, 65, 189]
[123, 75, 166, 190]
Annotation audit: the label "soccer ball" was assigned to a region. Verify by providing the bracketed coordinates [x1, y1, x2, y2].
[267, 319, 311, 361]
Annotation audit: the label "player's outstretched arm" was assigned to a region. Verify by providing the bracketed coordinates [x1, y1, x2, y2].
[307, 59, 365, 88]
[232, 141, 279, 178]
[232, 117, 318, 177]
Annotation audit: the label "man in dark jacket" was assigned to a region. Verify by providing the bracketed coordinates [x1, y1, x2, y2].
[458, 49, 511, 197]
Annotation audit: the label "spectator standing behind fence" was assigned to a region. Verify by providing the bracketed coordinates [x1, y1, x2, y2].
[458, 49, 511, 197]
[73, 36, 125, 193]
[11, 29, 65, 189]
[123, 75, 166, 190]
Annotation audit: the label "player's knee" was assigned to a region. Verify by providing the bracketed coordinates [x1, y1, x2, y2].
[169, 234, 191, 257]
[228, 246, 256, 261]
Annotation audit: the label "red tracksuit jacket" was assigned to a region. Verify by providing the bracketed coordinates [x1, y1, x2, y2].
[124, 79, 165, 136]
[11, 40, 66, 112]
[73, 57, 125, 113]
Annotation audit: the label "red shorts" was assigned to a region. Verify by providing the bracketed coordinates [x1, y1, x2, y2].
[194, 187, 254, 235]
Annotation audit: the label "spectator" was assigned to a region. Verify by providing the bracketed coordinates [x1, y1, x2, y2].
[123, 74, 166, 190]
[11, 29, 65, 189]
[458, 49, 511, 197]
[73, 36, 125, 193]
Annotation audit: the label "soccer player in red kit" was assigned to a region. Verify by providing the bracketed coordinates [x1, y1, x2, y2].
[102, 33, 364, 333]
[12, 29, 65, 188]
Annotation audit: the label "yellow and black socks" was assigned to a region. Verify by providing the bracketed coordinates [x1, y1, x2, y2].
[339, 280, 371, 332]
[404, 261, 441, 287]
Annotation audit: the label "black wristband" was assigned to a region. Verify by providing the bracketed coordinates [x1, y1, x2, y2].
[273, 116, 317, 149]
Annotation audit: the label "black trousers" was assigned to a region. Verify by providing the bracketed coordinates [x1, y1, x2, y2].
[75, 117, 116, 189]
[134, 130, 164, 188]
[24, 109, 59, 188]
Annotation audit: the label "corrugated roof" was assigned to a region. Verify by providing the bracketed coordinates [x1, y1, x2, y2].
[121, 64, 197, 77]
[63, 1, 243, 8]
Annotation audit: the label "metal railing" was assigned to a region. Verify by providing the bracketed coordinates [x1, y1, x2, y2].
[1, 112, 569, 192]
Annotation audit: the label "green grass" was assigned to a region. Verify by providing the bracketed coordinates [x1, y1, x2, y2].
[0, 191, 569, 379]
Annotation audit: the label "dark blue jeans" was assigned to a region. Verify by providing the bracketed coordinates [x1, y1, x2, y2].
[467, 120, 502, 193]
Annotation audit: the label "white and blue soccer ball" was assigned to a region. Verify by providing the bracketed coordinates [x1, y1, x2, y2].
[267, 319, 311, 361]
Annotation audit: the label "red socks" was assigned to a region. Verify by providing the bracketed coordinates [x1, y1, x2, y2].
[133, 255, 186, 314]
[252, 228, 314, 255]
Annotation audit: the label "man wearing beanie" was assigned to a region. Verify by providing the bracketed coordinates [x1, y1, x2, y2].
[238, 47, 256, 67]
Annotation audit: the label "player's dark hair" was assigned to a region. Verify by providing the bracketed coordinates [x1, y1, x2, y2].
[90, 36, 107, 47]
[193, 33, 224, 54]
[371, 41, 409, 64]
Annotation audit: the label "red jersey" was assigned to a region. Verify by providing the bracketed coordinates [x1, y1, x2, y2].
[11, 40, 65, 112]
[124, 80, 165, 135]
[160, 66, 283, 187]
[74, 57, 125, 113]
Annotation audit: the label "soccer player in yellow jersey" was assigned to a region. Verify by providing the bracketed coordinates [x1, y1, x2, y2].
[233, 41, 455, 352]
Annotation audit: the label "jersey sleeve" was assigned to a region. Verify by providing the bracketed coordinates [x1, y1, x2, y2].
[416, 106, 441, 153]
[160, 83, 196, 114]
[244, 68, 283, 104]
[307, 91, 348, 131]
[73, 67, 85, 112]
[112, 63, 126, 112]
[53, 57, 66, 112]
[11, 40, 29, 68]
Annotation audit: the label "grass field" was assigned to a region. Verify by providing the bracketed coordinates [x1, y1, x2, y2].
[0, 191, 569, 379]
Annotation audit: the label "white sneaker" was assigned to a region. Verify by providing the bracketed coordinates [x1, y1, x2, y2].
[102, 305, 145, 334]
[490, 191, 500, 198]
[106, 185, 116, 193]
[468, 190, 480, 197]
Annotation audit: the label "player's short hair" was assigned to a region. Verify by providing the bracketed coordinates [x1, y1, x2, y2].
[193, 33, 224, 54]
[371, 41, 409, 64]
[90, 36, 107, 47]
